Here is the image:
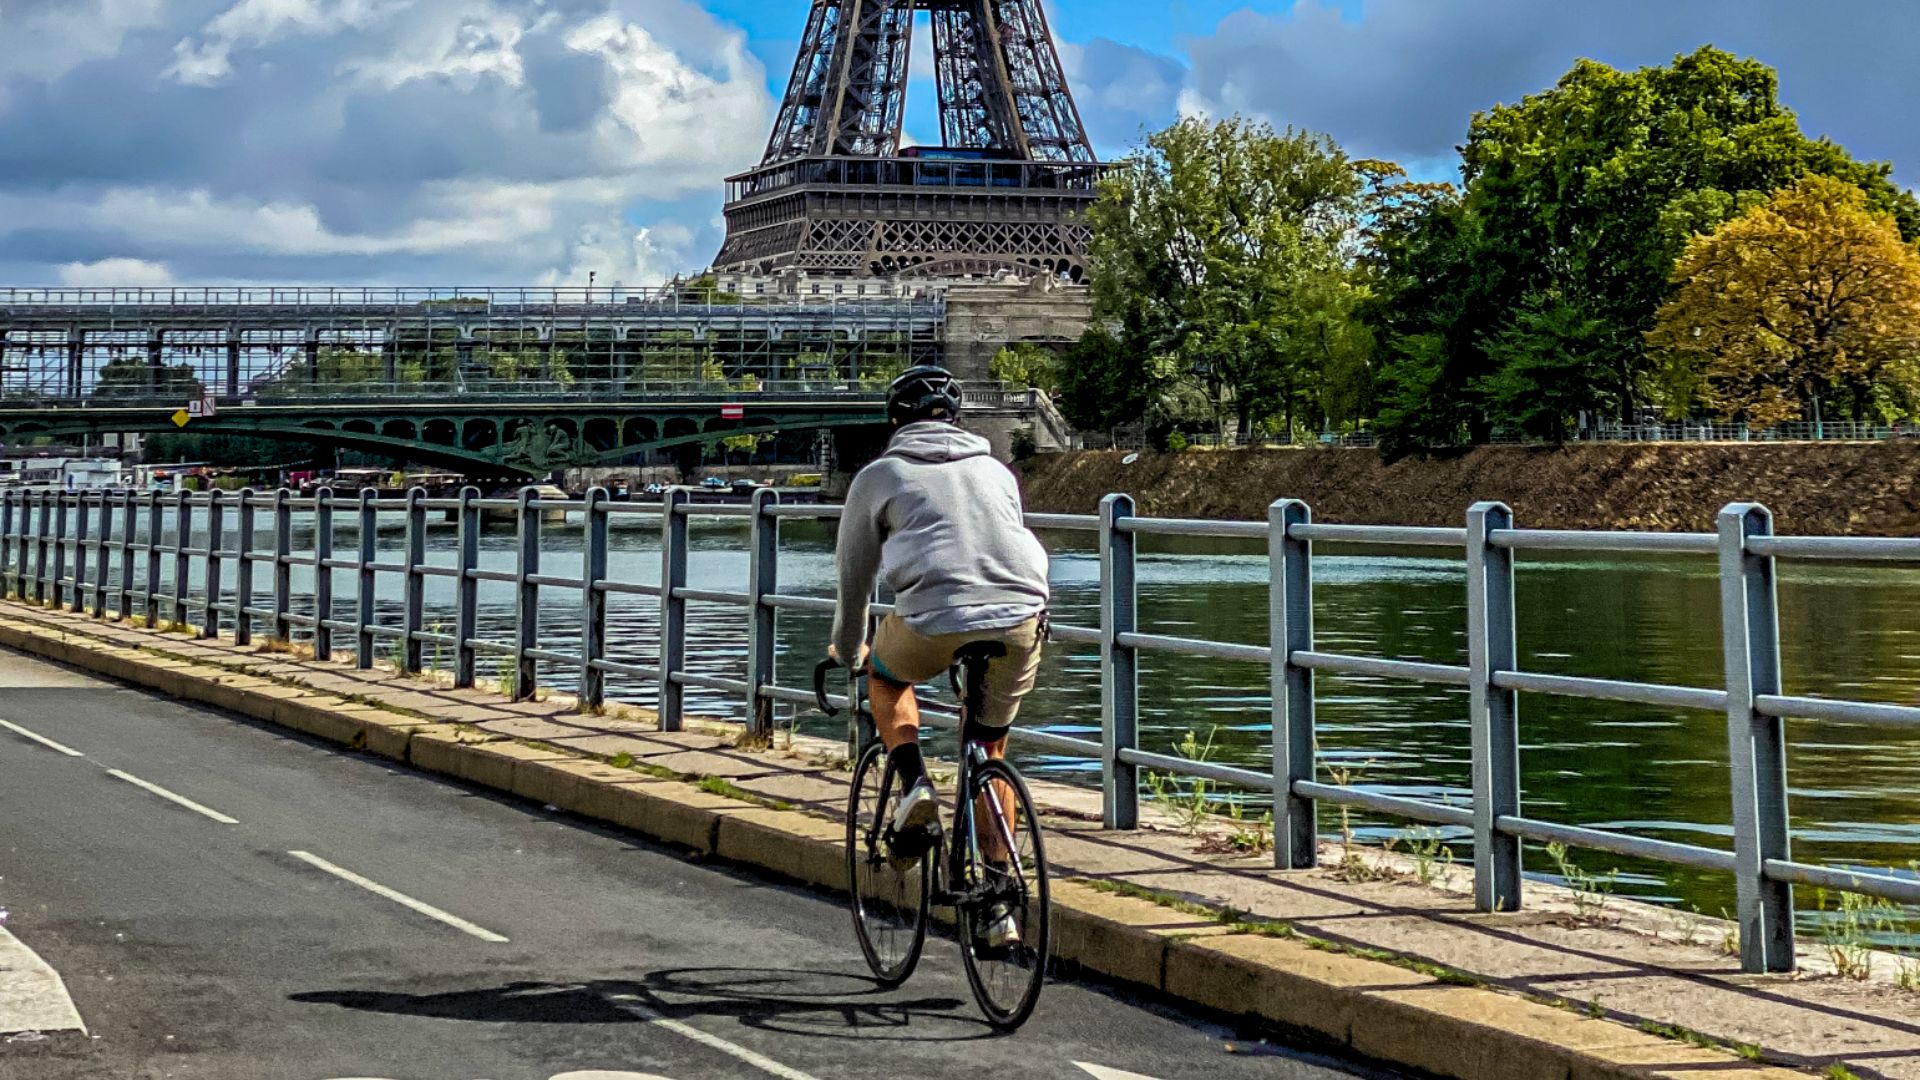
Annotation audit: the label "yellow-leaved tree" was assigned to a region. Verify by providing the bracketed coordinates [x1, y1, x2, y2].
[1649, 175, 1920, 425]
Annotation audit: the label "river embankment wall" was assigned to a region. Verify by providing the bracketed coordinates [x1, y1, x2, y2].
[1017, 442, 1920, 535]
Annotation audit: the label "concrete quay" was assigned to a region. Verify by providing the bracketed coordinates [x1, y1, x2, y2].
[2, 603, 1916, 1079]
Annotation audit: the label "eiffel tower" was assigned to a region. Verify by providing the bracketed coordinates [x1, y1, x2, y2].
[713, 0, 1103, 281]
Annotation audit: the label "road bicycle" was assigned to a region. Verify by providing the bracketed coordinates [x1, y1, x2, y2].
[815, 644, 1052, 1030]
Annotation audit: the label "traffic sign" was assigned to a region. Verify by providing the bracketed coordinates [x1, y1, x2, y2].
[721, 404, 745, 421]
[172, 410, 191, 428]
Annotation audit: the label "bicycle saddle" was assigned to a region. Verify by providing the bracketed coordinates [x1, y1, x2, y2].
[953, 642, 1008, 663]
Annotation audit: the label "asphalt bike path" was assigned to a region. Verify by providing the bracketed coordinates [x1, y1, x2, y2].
[0, 649, 1393, 1080]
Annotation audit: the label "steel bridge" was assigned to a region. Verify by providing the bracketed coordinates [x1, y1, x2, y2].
[0, 286, 943, 474]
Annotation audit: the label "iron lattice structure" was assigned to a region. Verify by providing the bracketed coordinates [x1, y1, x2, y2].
[716, 0, 1104, 280]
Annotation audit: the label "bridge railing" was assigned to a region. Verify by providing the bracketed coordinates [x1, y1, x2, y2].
[0, 285, 949, 314]
[2, 485, 1918, 975]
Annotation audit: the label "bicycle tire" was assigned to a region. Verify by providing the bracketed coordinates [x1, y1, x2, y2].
[957, 757, 1051, 1030]
[846, 741, 930, 987]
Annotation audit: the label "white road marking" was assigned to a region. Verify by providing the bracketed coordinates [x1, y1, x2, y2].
[106, 769, 239, 824]
[0, 924, 87, 1037]
[0, 719, 84, 758]
[288, 851, 509, 943]
[609, 997, 821, 1080]
[1076, 1064, 1168, 1080]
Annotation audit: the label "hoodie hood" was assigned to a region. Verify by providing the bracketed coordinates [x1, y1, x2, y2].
[883, 421, 993, 465]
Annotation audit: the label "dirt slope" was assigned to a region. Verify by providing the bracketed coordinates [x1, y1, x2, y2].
[1016, 443, 1920, 535]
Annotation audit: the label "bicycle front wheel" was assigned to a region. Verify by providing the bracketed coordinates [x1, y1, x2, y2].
[957, 758, 1051, 1030]
[846, 741, 930, 986]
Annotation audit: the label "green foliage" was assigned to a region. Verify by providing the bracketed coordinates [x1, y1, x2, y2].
[989, 342, 1061, 394]
[1368, 45, 1920, 454]
[1087, 116, 1369, 442]
[1055, 327, 1153, 435]
[95, 358, 202, 401]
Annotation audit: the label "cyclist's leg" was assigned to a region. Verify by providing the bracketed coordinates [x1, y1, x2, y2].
[971, 617, 1045, 861]
[868, 614, 956, 788]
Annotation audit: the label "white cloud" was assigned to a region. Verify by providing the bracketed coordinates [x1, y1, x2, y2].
[0, 0, 167, 83]
[167, 0, 401, 85]
[57, 257, 173, 286]
[2, 0, 774, 284]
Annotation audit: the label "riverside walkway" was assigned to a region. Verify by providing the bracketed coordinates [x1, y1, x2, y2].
[3, 486, 1920, 1078]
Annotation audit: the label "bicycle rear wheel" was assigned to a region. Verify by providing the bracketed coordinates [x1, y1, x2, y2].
[846, 741, 930, 986]
[957, 758, 1050, 1030]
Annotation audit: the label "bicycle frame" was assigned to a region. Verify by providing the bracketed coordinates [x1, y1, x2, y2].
[816, 655, 1032, 914]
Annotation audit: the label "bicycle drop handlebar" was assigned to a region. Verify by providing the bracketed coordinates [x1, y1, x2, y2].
[813, 658, 844, 716]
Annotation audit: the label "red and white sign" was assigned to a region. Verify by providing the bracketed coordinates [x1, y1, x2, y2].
[721, 404, 745, 421]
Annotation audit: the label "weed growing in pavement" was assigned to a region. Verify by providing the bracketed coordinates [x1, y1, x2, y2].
[608, 752, 635, 768]
[1637, 1021, 1719, 1051]
[1324, 757, 1393, 883]
[1585, 997, 1605, 1020]
[1667, 905, 1706, 948]
[1544, 841, 1619, 924]
[695, 775, 792, 811]
[492, 668, 515, 699]
[1199, 800, 1276, 858]
[1142, 728, 1221, 836]
[1816, 888, 1883, 981]
[1825, 1066, 1864, 1080]
[1400, 826, 1455, 886]
[732, 725, 773, 752]
[1719, 908, 1741, 957]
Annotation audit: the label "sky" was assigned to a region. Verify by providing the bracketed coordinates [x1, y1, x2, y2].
[1, 0, 1916, 288]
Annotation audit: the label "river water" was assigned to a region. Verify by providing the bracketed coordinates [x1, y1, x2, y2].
[149, 509, 1920, 925]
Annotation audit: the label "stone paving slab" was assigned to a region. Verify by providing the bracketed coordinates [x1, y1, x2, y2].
[4, 604, 1919, 1079]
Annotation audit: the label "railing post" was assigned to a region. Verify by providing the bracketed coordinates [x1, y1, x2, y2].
[1719, 503, 1795, 973]
[746, 487, 781, 738]
[453, 486, 480, 689]
[401, 488, 426, 674]
[356, 489, 378, 668]
[234, 491, 256, 645]
[1467, 501, 1523, 913]
[312, 488, 335, 661]
[1099, 493, 1140, 830]
[93, 492, 113, 618]
[1270, 498, 1316, 869]
[68, 493, 89, 615]
[203, 491, 225, 638]
[50, 493, 68, 609]
[658, 487, 690, 732]
[0, 490, 14, 600]
[271, 489, 293, 643]
[22, 492, 40, 602]
[144, 492, 164, 628]
[172, 491, 192, 628]
[117, 491, 137, 621]
[34, 492, 54, 605]
[512, 488, 541, 701]
[580, 487, 610, 709]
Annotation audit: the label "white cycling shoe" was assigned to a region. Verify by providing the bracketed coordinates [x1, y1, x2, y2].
[887, 779, 941, 870]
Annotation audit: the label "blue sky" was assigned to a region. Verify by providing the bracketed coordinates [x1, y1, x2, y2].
[0, 0, 1913, 287]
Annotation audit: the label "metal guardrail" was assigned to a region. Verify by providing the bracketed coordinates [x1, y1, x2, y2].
[2, 485, 1918, 975]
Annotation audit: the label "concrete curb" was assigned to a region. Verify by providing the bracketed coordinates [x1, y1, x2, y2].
[0, 614, 1811, 1080]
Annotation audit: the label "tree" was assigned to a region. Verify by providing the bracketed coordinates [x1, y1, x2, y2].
[1476, 299, 1616, 442]
[1370, 46, 1920, 453]
[1648, 176, 1920, 425]
[95, 357, 202, 401]
[1054, 327, 1155, 439]
[989, 343, 1061, 394]
[1087, 116, 1368, 441]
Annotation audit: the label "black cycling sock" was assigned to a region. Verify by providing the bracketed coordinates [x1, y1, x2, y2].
[888, 741, 927, 787]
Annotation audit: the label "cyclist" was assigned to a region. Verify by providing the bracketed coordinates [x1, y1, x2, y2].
[828, 365, 1049, 948]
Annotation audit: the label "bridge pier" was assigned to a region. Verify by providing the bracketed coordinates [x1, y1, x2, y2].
[226, 335, 242, 399]
[67, 330, 84, 400]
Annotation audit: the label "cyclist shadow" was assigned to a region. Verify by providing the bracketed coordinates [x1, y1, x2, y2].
[291, 967, 998, 1042]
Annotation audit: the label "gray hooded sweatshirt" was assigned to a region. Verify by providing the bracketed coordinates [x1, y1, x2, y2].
[830, 422, 1050, 662]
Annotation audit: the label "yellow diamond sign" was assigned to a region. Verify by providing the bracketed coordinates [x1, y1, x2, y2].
[172, 409, 191, 428]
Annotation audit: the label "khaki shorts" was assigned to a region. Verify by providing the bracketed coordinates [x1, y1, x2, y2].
[870, 613, 1045, 730]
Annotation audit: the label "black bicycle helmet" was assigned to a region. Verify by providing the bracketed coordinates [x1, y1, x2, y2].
[885, 365, 964, 427]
